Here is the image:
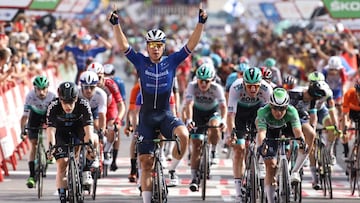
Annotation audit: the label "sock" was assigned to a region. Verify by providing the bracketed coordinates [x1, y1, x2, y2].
[142, 191, 152, 203]
[112, 149, 118, 165]
[58, 188, 66, 201]
[310, 166, 318, 183]
[169, 158, 180, 171]
[130, 158, 137, 174]
[234, 178, 242, 197]
[327, 141, 335, 156]
[29, 161, 35, 178]
[211, 144, 216, 152]
[291, 152, 307, 173]
[265, 185, 276, 203]
[191, 169, 197, 180]
[343, 143, 349, 158]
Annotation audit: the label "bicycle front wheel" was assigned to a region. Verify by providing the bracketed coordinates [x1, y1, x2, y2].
[279, 159, 290, 203]
[201, 144, 209, 201]
[92, 168, 99, 200]
[153, 160, 165, 203]
[322, 148, 333, 199]
[356, 145, 360, 197]
[68, 159, 77, 203]
[250, 155, 258, 203]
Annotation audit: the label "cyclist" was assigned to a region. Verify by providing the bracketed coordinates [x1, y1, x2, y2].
[226, 67, 273, 202]
[256, 88, 307, 203]
[261, 67, 277, 88]
[87, 62, 126, 171]
[263, 57, 282, 87]
[109, 3, 207, 202]
[46, 82, 95, 203]
[78, 70, 107, 183]
[341, 80, 360, 161]
[183, 63, 227, 192]
[21, 75, 56, 188]
[61, 33, 112, 83]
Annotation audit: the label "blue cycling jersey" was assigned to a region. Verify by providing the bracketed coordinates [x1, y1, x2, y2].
[125, 46, 191, 111]
[112, 76, 126, 101]
[65, 46, 107, 71]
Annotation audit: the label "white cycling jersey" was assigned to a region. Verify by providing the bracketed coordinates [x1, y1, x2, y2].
[227, 78, 272, 113]
[23, 90, 56, 116]
[79, 86, 107, 114]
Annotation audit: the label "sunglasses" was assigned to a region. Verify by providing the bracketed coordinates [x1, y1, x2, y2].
[245, 83, 260, 89]
[35, 87, 48, 91]
[82, 85, 96, 90]
[199, 79, 211, 85]
[148, 42, 164, 49]
[270, 105, 287, 112]
[60, 99, 76, 104]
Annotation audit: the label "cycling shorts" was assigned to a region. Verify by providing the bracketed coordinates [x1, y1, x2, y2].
[192, 106, 219, 134]
[235, 104, 260, 139]
[53, 132, 83, 160]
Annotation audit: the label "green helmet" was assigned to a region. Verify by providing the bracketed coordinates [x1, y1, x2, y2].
[243, 67, 262, 84]
[308, 71, 325, 82]
[270, 88, 290, 107]
[33, 76, 49, 89]
[196, 63, 215, 80]
[264, 58, 276, 68]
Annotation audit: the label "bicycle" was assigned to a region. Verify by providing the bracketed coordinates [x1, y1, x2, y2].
[137, 133, 181, 203]
[315, 126, 339, 199]
[263, 134, 304, 203]
[231, 123, 260, 203]
[51, 135, 93, 203]
[189, 124, 221, 200]
[345, 118, 360, 197]
[25, 126, 48, 199]
[289, 139, 303, 203]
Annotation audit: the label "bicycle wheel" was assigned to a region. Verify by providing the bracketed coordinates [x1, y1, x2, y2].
[92, 168, 99, 200]
[279, 159, 290, 203]
[201, 144, 209, 201]
[347, 145, 357, 195]
[260, 178, 266, 203]
[68, 159, 77, 203]
[35, 149, 43, 199]
[356, 145, 360, 197]
[321, 147, 333, 199]
[152, 160, 163, 203]
[249, 155, 258, 203]
[292, 169, 302, 203]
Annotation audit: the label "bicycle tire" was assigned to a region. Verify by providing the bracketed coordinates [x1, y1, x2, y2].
[68, 158, 77, 203]
[250, 154, 257, 203]
[201, 144, 209, 201]
[279, 159, 290, 203]
[92, 168, 99, 200]
[260, 178, 266, 203]
[348, 145, 357, 196]
[356, 145, 360, 197]
[321, 147, 333, 199]
[37, 146, 46, 199]
[153, 160, 163, 203]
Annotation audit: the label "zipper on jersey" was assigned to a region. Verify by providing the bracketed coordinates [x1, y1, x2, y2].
[154, 63, 158, 109]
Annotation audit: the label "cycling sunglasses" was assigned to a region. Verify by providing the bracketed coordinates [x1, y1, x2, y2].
[245, 83, 260, 89]
[270, 105, 287, 112]
[82, 85, 96, 90]
[199, 79, 211, 85]
[148, 42, 164, 49]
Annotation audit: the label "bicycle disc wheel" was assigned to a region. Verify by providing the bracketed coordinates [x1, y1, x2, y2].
[280, 159, 290, 203]
[92, 168, 99, 200]
[201, 144, 209, 200]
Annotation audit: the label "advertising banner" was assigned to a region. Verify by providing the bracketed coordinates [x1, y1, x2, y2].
[323, 0, 360, 18]
[0, 0, 32, 8]
[29, 0, 61, 10]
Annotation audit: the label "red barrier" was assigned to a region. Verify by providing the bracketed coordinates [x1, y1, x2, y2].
[0, 67, 62, 182]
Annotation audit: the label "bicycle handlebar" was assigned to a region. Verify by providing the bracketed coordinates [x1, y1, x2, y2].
[138, 136, 181, 155]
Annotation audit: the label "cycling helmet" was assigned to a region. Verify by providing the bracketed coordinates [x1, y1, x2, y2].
[283, 75, 296, 86]
[145, 29, 166, 43]
[104, 64, 115, 75]
[308, 81, 328, 98]
[234, 62, 249, 72]
[243, 67, 262, 84]
[264, 58, 276, 68]
[80, 34, 92, 44]
[308, 71, 325, 82]
[328, 56, 342, 70]
[196, 63, 215, 80]
[87, 62, 104, 74]
[270, 88, 290, 107]
[33, 75, 49, 89]
[262, 68, 272, 80]
[58, 82, 79, 102]
[79, 71, 99, 85]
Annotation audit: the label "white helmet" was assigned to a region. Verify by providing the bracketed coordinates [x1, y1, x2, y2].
[145, 29, 166, 43]
[79, 71, 99, 85]
[104, 64, 115, 75]
[87, 62, 104, 74]
[328, 56, 342, 70]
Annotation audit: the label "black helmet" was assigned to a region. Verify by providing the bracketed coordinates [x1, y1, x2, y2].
[58, 82, 79, 102]
[308, 81, 328, 99]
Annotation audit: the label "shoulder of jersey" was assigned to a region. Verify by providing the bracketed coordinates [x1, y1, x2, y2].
[259, 80, 272, 91]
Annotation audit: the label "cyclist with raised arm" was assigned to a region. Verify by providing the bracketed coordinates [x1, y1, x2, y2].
[226, 67, 273, 202]
[46, 82, 95, 203]
[183, 63, 227, 192]
[256, 88, 307, 203]
[109, 3, 207, 202]
[87, 62, 126, 171]
[21, 76, 56, 188]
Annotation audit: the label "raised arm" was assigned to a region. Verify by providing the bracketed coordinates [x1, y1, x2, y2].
[108, 10, 130, 52]
[186, 3, 208, 52]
